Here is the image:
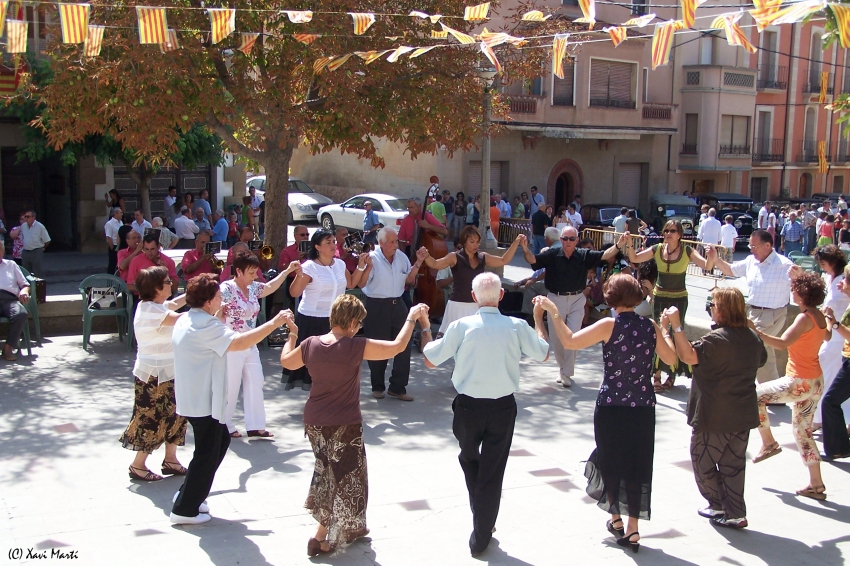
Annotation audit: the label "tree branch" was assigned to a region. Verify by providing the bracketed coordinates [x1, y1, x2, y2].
[204, 111, 265, 162]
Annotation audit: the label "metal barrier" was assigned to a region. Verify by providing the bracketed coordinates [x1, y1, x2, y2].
[581, 228, 731, 279]
[498, 218, 531, 246]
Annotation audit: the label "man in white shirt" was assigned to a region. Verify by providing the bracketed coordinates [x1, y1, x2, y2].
[567, 203, 582, 228]
[174, 206, 200, 248]
[0, 243, 30, 361]
[496, 194, 511, 218]
[699, 204, 709, 223]
[164, 185, 178, 210]
[612, 207, 629, 233]
[709, 229, 793, 384]
[528, 186, 544, 215]
[104, 207, 123, 274]
[719, 215, 738, 262]
[697, 208, 722, 245]
[11, 210, 50, 278]
[131, 209, 152, 237]
[757, 201, 771, 230]
[838, 195, 848, 212]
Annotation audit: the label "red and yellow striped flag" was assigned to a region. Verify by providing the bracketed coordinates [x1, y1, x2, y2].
[480, 41, 501, 73]
[768, 0, 823, 26]
[387, 46, 415, 62]
[464, 2, 490, 21]
[208, 9, 235, 45]
[521, 10, 551, 21]
[136, 7, 167, 45]
[830, 4, 850, 48]
[576, 0, 595, 28]
[350, 13, 375, 35]
[59, 3, 90, 44]
[159, 29, 179, 53]
[623, 14, 655, 27]
[355, 49, 392, 64]
[410, 45, 439, 58]
[238, 33, 259, 54]
[441, 23, 475, 44]
[6, 20, 27, 53]
[681, 0, 706, 29]
[294, 34, 319, 45]
[750, 0, 782, 31]
[604, 26, 627, 47]
[552, 33, 569, 79]
[820, 71, 829, 104]
[285, 11, 312, 24]
[711, 13, 756, 54]
[84, 24, 104, 57]
[0, 2, 8, 37]
[313, 56, 334, 74]
[326, 53, 353, 71]
[819, 141, 828, 173]
[431, 30, 448, 39]
[651, 22, 676, 70]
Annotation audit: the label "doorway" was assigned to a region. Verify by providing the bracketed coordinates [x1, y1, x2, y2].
[555, 172, 574, 212]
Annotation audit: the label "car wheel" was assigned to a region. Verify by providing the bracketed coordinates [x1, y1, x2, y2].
[321, 214, 335, 231]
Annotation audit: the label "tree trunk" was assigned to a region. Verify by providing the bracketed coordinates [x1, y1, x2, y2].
[123, 160, 155, 220]
[259, 144, 294, 266]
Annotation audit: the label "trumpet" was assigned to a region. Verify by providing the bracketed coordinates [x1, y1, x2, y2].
[260, 245, 275, 260]
[212, 257, 225, 270]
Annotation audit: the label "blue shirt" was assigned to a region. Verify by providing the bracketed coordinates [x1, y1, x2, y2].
[212, 217, 228, 242]
[362, 249, 411, 298]
[195, 218, 211, 232]
[363, 210, 380, 232]
[423, 307, 549, 399]
[196, 199, 212, 217]
[781, 219, 803, 242]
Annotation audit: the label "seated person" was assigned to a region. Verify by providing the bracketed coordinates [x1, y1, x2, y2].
[126, 234, 178, 296]
[117, 230, 142, 281]
[182, 232, 220, 282]
[0, 244, 30, 361]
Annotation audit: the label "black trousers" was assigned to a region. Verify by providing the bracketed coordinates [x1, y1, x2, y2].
[0, 291, 27, 349]
[690, 429, 749, 520]
[452, 394, 517, 554]
[364, 296, 411, 394]
[172, 416, 230, 517]
[822, 357, 850, 457]
[107, 248, 118, 275]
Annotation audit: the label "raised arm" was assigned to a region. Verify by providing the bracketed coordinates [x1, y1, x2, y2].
[280, 312, 304, 370]
[228, 310, 288, 352]
[485, 234, 526, 267]
[617, 232, 654, 264]
[407, 248, 427, 286]
[288, 270, 311, 298]
[520, 237, 537, 265]
[688, 246, 711, 270]
[422, 248, 457, 270]
[261, 261, 302, 297]
[363, 304, 429, 360]
[706, 246, 734, 277]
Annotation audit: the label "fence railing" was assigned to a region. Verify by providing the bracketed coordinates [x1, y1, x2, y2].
[756, 65, 788, 90]
[752, 138, 785, 162]
[497, 218, 531, 246]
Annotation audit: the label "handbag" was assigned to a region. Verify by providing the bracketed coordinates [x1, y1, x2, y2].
[88, 286, 118, 309]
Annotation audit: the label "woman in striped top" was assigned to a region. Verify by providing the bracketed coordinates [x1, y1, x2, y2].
[120, 266, 188, 482]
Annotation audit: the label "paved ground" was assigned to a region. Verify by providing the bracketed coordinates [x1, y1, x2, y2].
[2, 319, 849, 565]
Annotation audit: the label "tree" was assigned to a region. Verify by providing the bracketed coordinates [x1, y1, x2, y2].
[32, 1, 574, 256]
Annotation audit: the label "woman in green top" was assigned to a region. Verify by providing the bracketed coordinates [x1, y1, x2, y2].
[616, 220, 714, 391]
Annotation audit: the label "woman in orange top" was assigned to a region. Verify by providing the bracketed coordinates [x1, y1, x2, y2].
[489, 200, 500, 242]
[750, 270, 829, 500]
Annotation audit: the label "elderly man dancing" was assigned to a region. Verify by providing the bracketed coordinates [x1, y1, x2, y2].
[423, 272, 550, 556]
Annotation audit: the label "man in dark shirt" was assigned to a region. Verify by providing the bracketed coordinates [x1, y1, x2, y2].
[530, 202, 550, 254]
[521, 226, 620, 387]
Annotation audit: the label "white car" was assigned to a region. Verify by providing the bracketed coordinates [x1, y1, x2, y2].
[318, 193, 409, 233]
[245, 175, 333, 222]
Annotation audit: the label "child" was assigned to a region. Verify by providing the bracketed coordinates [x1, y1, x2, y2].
[226, 211, 239, 248]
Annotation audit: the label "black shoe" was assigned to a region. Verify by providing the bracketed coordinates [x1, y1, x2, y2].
[469, 531, 490, 557]
[606, 518, 625, 538]
[820, 452, 850, 461]
[616, 532, 640, 553]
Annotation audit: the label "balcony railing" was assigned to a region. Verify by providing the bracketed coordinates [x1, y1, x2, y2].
[752, 138, 784, 162]
[719, 144, 751, 156]
[508, 95, 540, 114]
[836, 139, 849, 163]
[589, 98, 636, 109]
[681, 143, 697, 155]
[642, 103, 673, 120]
[802, 70, 834, 94]
[756, 65, 788, 90]
[797, 140, 819, 162]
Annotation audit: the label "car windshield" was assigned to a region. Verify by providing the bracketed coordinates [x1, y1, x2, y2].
[665, 205, 697, 217]
[289, 180, 314, 194]
[384, 198, 408, 212]
[599, 209, 620, 221]
[720, 204, 751, 212]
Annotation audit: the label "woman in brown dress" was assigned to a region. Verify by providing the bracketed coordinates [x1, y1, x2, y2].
[280, 295, 431, 556]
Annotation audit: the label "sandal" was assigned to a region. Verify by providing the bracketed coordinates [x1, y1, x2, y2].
[796, 484, 827, 501]
[161, 461, 188, 476]
[129, 465, 163, 482]
[606, 518, 625, 539]
[230, 431, 242, 438]
[752, 442, 782, 463]
[246, 430, 274, 439]
[616, 531, 640, 553]
[653, 376, 664, 393]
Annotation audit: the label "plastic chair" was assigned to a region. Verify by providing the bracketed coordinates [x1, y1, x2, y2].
[79, 274, 131, 349]
[0, 266, 32, 357]
[793, 256, 820, 274]
[787, 251, 804, 261]
[18, 266, 41, 346]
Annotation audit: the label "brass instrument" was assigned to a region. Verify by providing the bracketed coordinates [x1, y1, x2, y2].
[260, 245, 275, 260]
[345, 234, 372, 255]
[212, 257, 225, 270]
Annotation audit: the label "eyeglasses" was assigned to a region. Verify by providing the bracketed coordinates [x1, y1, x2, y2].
[23, 215, 32, 218]
[164, 278, 172, 285]
[295, 232, 309, 237]
[662, 229, 678, 234]
[560, 236, 578, 242]
[748, 242, 765, 251]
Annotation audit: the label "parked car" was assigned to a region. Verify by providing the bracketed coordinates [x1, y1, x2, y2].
[579, 204, 632, 229]
[693, 193, 754, 248]
[648, 194, 697, 239]
[811, 192, 845, 203]
[318, 193, 409, 232]
[245, 175, 333, 222]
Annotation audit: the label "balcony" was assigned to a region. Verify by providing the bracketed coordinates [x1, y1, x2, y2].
[802, 70, 834, 94]
[752, 138, 784, 163]
[508, 95, 542, 114]
[835, 140, 849, 163]
[681, 143, 698, 155]
[589, 98, 636, 109]
[642, 104, 673, 120]
[756, 65, 788, 90]
[719, 145, 751, 157]
[797, 140, 819, 162]
[552, 93, 574, 106]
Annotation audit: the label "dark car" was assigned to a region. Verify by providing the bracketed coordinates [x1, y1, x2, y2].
[694, 193, 754, 249]
[579, 204, 631, 228]
[648, 194, 697, 239]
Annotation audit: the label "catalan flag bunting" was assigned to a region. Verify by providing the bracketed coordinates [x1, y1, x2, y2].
[818, 141, 828, 173]
[326, 53, 353, 71]
[750, 0, 782, 31]
[604, 26, 627, 47]
[480, 41, 501, 73]
[285, 11, 312, 23]
[651, 21, 676, 70]
[576, 0, 596, 28]
[238, 32, 259, 54]
[431, 30, 448, 39]
[350, 13, 376, 35]
[552, 33, 569, 79]
[59, 3, 90, 44]
[521, 10, 551, 21]
[821, 71, 829, 103]
[208, 8, 235, 45]
[830, 3, 850, 48]
[386, 46, 415, 62]
[623, 14, 655, 27]
[410, 45, 439, 58]
[84, 24, 104, 57]
[6, 20, 26, 53]
[409, 10, 428, 18]
[293, 34, 319, 45]
[361, 49, 393, 64]
[711, 13, 756, 54]
[441, 23, 476, 44]
[0, 2, 7, 37]
[313, 56, 334, 74]
[681, 0, 707, 29]
[476, 28, 525, 48]
[159, 29, 179, 53]
[136, 7, 168, 45]
[767, 0, 824, 26]
[463, 2, 490, 21]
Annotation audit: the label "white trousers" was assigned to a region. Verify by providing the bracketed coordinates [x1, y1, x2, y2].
[224, 346, 266, 433]
[547, 293, 586, 378]
[748, 306, 787, 384]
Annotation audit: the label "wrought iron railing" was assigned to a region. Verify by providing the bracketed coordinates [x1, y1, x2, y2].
[752, 138, 784, 162]
[681, 143, 698, 155]
[589, 98, 637, 109]
[642, 104, 673, 120]
[756, 65, 788, 90]
[719, 145, 751, 156]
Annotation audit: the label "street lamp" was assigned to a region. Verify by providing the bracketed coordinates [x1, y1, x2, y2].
[477, 67, 498, 249]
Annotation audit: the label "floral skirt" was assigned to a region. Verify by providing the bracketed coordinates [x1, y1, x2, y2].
[119, 376, 187, 453]
[304, 423, 368, 548]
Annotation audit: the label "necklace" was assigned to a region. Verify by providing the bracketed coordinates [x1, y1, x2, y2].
[664, 243, 680, 273]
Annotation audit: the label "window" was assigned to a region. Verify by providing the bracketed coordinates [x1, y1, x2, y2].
[719, 115, 750, 155]
[683, 114, 698, 154]
[699, 35, 714, 65]
[631, 0, 647, 16]
[561, 0, 579, 5]
[553, 63, 575, 106]
[529, 76, 543, 96]
[589, 60, 636, 109]
[750, 178, 768, 202]
[834, 176, 844, 193]
[642, 68, 649, 103]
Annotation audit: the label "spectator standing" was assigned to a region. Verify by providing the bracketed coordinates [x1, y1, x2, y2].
[164, 186, 178, 221]
[182, 192, 195, 213]
[566, 203, 583, 229]
[0, 244, 30, 361]
[241, 196, 254, 229]
[105, 207, 123, 274]
[451, 192, 467, 242]
[466, 196, 476, 225]
[131, 209, 152, 237]
[196, 189, 213, 225]
[818, 214, 835, 247]
[105, 189, 126, 213]
[362, 200, 381, 245]
[781, 212, 803, 256]
[333, 227, 359, 273]
[442, 190, 455, 228]
[248, 186, 262, 235]
[151, 217, 178, 250]
[497, 194, 511, 218]
[528, 186, 544, 215]
[530, 202, 551, 255]
[612, 207, 628, 233]
[512, 196, 525, 219]
[697, 208, 722, 245]
[521, 192, 532, 219]
[626, 210, 646, 235]
[428, 193, 448, 225]
[211, 209, 228, 245]
[13, 210, 50, 278]
[226, 212, 239, 248]
[802, 203, 818, 255]
[174, 206, 199, 248]
[720, 215, 738, 261]
[9, 213, 25, 265]
[194, 207, 213, 236]
[839, 218, 850, 251]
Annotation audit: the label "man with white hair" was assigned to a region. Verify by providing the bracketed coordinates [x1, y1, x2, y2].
[211, 209, 228, 244]
[358, 226, 429, 401]
[423, 272, 550, 557]
[698, 208, 722, 245]
[151, 216, 178, 249]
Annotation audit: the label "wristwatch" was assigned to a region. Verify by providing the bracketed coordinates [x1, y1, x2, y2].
[672, 326, 684, 333]
[833, 322, 840, 330]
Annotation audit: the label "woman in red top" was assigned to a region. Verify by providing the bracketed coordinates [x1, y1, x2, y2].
[751, 270, 829, 500]
[280, 295, 431, 556]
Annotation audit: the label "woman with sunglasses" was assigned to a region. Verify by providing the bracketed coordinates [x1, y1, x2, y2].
[617, 220, 713, 391]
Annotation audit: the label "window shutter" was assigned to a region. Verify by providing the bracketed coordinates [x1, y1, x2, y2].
[468, 161, 502, 194]
[553, 64, 574, 105]
[720, 115, 733, 146]
[608, 62, 633, 103]
[590, 61, 609, 100]
[732, 116, 749, 147]
[617, 163, 642, 207]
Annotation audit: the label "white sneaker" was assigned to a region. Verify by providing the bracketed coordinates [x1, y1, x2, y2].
[172, 492, 210, 514]
[560, 375, 572, 388]
[170, 512, 211, 525]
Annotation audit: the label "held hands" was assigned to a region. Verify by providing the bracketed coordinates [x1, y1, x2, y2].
[284, 261, 302, 276]
[271, 309, 289, 328]
[663, 306, 681, 326]
[279, 309, 298, 334]
[788, 265, 804, 280]
[532, 295, 558, 314]
[514, 234, 528, 247]
[706, 245, 718, 261]
[416, 247, 430, 263]
[408, 303, 431, 325]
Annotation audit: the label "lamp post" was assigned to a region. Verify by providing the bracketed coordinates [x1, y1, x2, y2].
[477, 67, 498, 249]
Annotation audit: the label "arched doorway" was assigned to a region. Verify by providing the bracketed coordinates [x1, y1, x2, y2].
[547, 158, 584, 211]
[800, 172, 812, 198]
[555, 172, 574, 212]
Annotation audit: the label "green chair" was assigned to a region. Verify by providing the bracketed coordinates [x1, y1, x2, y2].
[79, 274, 131, 350]
[793, 256, 820, 274]
[0, 267, 33, 357]
[787, 251, 804, 261]
[18, 266, 41, 346]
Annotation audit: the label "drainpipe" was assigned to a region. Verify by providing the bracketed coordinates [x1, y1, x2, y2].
[779, 23, 795, 198]
[827, 45, 840, 192]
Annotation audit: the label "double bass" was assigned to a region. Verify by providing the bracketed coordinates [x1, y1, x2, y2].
[411, 190, 448, 318]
